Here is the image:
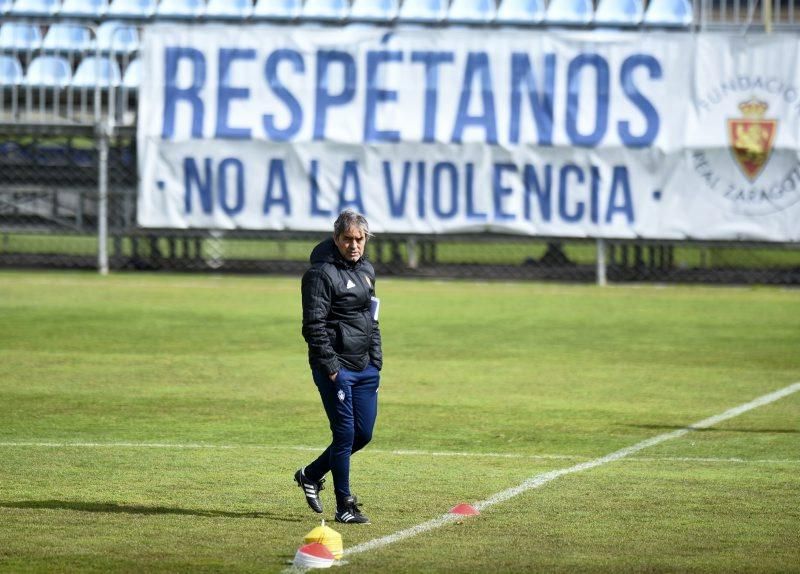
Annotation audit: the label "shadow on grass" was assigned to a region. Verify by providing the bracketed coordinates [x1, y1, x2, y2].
[0, 500, 303, 522]
[627, 424, 799, 434]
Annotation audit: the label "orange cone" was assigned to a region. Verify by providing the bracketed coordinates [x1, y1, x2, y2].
[450, 503, 480, 516]
[293, 542, 335, 569]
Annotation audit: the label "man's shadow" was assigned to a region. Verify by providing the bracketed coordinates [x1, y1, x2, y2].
[0, 500, 303, 522]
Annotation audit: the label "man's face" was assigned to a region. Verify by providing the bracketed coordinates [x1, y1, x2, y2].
[334, 226, 367, 263]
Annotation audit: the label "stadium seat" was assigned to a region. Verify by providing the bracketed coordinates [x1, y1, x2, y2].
[397, 0, 448, 24]
[301, 0, 349, 22]
[253, 0, 302, 21]
[71, 55, 122, 88]
[0, 0, 11, 13]
[205, 0, 252, 20]
[0, 22, 43, 52]
[156, 0, 205, 19]
[545, 0, 593, 25]
[0, 54, 24, 86]
[594, 0, 643, 26]
[643, 0, 693, 26]
[495, 0, 545, 24]
[349, 0, 398, 23]
[60, 0, 108, 18]
[42, 23, 93, 54]
[121, 56, 140, 89]
[106, 0, 156, 19]
[9, 0, 61, 17]
[24, 55, 72, 87]
[447, 0, 496, 24]
[95, 21, 139, 54]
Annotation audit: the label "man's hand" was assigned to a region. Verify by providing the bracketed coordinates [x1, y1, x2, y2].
[329, 372, 338, 381]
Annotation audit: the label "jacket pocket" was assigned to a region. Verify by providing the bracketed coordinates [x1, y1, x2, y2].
[337, 320, 370, 358]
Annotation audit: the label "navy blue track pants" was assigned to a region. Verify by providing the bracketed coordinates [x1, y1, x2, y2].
[304, 363, 380, 504]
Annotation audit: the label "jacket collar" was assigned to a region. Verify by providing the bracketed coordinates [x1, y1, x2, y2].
[310, 237, 363, 269]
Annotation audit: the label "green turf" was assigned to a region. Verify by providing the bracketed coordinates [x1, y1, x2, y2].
[3, 232, 800, 270]
[0, 271, 798, 573]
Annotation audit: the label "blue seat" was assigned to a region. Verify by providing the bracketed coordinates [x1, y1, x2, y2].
[156, 0, 205, 19]
[106, 0, 156, 18]
[253, 0, 302, 20]
[9, 0, 61, 17]
[25, 55, 72, 87]
[496, 0, 544, 24]
[594, 0, 643, 26]
[545, 0, 593, 25]
[0, 55, 24, 86]
[205, 0, 252, 20]
[71, 55, 122, 88]
[643, 0, 693, 26]
[349, 0, 397, 22]
[397, 0, 448, 23]
[302, 0, 349, 22]
[42, 24, 93, 53]
[0, 22, 43, 52]
[95, 21, 139, 54]
[447, 0, 496, 24]
[60, 0, 108, 17]
[121, 56, 140, 89]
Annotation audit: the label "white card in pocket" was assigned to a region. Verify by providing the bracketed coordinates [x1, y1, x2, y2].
[370, 296, 380, 321]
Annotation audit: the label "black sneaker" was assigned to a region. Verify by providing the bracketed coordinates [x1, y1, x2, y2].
[335, 495, 370, 524]
[294, 468, 324, 514]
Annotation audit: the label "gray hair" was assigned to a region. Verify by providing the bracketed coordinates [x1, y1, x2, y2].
[334, 210, 371, 239]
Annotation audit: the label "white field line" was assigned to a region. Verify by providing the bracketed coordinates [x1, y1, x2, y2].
[0, 442, 576, 460]
[341, 381, 800, 559]
[0, 444, 799, 466]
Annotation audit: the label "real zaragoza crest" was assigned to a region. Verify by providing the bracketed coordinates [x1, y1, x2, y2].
[727, 98, 777, 182]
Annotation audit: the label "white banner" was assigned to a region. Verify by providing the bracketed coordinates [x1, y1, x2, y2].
[138, 26, 800, 241]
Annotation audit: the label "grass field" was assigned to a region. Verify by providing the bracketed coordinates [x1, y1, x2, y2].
[4, 233, 800, 270]
[1, 270, 799, 573]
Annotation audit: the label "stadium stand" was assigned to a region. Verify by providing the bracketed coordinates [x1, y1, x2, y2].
[252, 0, 302, 21]
[0, 22, 43, 52]
[0, 54, 24, 85]
[545, 0, 594, 24]
[42, 23, 94, 54]
[349, 0, 398, 23]
[397, 0, 448, 23]
[94, 21, 139, 54]
[204, 0, 252, 20]
[71, 55, 121, 88]
[301, 0, 350, 22]
[495, 0, 545, 25]
[447, 0, 497, 24]
[0, 0, 704, 28]
[59, 0, 108, 18]
[121, 56, 139, 89]
[156, 0, 205, 19]
[0, 55, 22, 119]
[1, 0, 799, 284]
[9, 0, 61, 17]
[594, 0, 644, 26]
[106, 0, 157, 19]
[643, 0, 694, 26]
[24, 54, 72, 87]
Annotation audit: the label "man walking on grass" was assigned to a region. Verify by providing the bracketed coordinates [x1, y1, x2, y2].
[295, 210, 382, 525]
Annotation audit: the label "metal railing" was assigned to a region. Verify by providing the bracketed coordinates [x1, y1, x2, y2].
[0, 23, 138, 127]
[699, 0, 800, 31]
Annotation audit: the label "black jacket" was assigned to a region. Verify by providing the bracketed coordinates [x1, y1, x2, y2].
[301, 237, 382, 376]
